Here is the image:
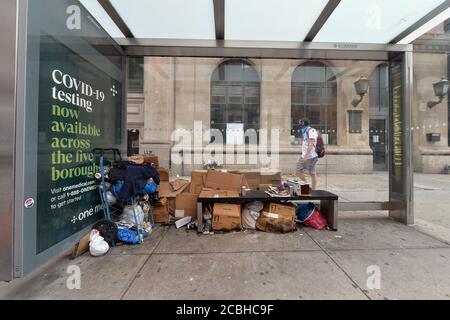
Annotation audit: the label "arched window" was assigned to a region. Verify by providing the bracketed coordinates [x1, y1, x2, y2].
[211, 60, 260, 143]
[370, 64, 389, 114]
[291, 61, 337, 144]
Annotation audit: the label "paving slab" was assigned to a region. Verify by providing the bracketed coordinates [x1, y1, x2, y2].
[413, 218, 450, 245]
[155, 226, 320, 254]
[109, 225, 169, 255]
[414, 190, 450, 229]
[306, 215, 449, 251]
[414, 174, 450, 190]
[1, 253, 148, 300]
[328, 248, 450, 300]
[320, 174, 389, 191]
[123, 251, 368, 300]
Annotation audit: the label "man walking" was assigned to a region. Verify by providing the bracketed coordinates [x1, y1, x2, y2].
[296, 118, 318, 190]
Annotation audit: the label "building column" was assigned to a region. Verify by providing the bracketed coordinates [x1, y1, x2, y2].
[140, 57, 175, 168]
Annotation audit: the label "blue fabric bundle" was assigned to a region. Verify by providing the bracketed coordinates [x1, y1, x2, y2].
[117, 226, 148, 245]
[296, 203, 315, 222]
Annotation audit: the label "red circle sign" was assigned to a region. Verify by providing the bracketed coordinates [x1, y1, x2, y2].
[24, 198, 35, 208]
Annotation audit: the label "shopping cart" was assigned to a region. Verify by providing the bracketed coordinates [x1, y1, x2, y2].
[92, 148, 157, 245]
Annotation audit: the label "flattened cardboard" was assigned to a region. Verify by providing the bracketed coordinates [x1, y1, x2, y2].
[71, 233, 90, 258]
[157, 167, 170, 181]
[144, 155, 159, 167]
[204, 170, 246, 192]
[152, 197, 169, 223]
[168, 198, 176, 211]
[158, 181, 173, 197]
[198, 189, 239, 198]
[260, 171, 282, 184]
[155, 197, 168, 206]
[159, 180, 190, 198]
[212, 203, 242, 231]
[238, 170, 261, 190]
[259, 184, 272, 192]
[170, 179, 190, 192]
[175, 193, 198, 218]
[189, 170, 207, 195]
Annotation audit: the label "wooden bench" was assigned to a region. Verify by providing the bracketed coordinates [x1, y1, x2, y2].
[197, 190, 339, 232]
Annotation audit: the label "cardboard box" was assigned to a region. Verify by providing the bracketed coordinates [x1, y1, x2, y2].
[264, 202, 296, 221]
[204, 170, 247, 192]
[256, 202, 296, 233]
[256, 211, 295, 233]
[168, 198, 176, 211]
[158, 180, 190, 216]
[152, 197, 169, 223]
[158, 167, 170, 181]
[189, 170, 207, 195]
[260, 171, 282, 184]
[175, 193, 198, 219]
[238, 170, 261, 190]
[212, 203, 242, 231]
[144, 155, 159, 167]
[198, 189, 239, 198]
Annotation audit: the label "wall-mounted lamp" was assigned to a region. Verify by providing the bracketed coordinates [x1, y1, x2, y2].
[352, 75, 370, 107]
[428, 77, 449, 108]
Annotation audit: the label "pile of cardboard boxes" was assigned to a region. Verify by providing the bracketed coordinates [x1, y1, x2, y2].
[150, 167, 297, 233]
[199, 170, 244, 231]
[151, 168, 197, 224]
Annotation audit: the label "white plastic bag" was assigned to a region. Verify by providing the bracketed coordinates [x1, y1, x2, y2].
[246, 201, 264, 212]
[242, 201, 264, 229]
[89, 229, 109, 256]
[175, 216, 192, 229]
[120, 204, 145, 226]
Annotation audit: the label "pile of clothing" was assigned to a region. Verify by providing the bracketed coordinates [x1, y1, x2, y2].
[106, 160, 160, 201]
[93, 159, 160, 247]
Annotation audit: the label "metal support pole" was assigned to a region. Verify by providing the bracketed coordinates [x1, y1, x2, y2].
[388, 51, 414, 225]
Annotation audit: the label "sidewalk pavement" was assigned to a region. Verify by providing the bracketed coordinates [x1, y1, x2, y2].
[316, 173, 450, 243]
[1, 211, 449, 300]
[1, 173, 449, 300]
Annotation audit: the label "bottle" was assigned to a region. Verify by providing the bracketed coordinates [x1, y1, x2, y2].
[241, 186, 247, 197]
[301, 183, 310, 195]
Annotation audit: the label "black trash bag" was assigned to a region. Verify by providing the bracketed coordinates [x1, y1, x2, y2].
[93, 219, 118, 246]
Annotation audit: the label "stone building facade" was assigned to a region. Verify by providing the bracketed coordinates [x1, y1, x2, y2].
[126, 28, 450, 175]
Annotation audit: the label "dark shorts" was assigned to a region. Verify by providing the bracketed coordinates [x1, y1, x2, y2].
[296, 157, 318, 175]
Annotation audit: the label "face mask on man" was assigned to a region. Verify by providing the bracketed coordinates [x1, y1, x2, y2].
[300, 121, 309, 135]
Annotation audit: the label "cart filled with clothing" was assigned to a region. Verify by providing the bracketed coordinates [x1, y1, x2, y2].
[92, 149, 160, 247]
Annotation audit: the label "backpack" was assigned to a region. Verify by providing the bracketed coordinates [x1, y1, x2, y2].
[307, 128, 326, 158]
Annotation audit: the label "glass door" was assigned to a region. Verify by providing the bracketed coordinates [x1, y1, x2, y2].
[370, 119, 388, 171]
